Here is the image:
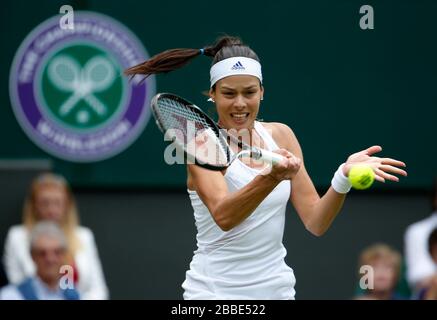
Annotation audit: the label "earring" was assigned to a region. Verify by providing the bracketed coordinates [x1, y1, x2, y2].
[207, 98, 215, 103]
[261, 97, 264, 101]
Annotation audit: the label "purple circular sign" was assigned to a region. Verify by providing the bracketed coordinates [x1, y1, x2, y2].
[10, 11, 155, 162]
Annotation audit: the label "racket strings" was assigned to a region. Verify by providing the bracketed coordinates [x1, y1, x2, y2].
[156, 97, 229, 166]
[158, 98, 209, 131]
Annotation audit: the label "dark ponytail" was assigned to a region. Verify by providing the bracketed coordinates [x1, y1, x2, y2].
[124, 35, 260, 79]
[124, 48, 201, 78]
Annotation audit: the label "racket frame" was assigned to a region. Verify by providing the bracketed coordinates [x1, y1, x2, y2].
[151, 93, 231, 171]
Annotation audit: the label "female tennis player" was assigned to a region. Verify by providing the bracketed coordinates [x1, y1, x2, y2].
[125, 36, 407, 299]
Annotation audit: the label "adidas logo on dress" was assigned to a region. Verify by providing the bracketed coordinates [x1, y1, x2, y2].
[231, 61, 245, 70]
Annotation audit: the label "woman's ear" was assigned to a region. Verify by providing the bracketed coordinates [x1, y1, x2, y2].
[260, 85, 264, 101]
[208, 88, 216, 103]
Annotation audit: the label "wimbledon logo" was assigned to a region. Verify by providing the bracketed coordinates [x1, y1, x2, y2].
[10, 12, 155, 162]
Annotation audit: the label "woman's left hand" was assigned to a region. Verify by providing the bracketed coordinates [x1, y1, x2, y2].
[342, 145, 407, 183]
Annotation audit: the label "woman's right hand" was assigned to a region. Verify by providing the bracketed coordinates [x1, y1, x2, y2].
[262, 149, 302, 182]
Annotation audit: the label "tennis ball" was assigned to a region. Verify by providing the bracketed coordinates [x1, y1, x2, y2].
[348, 165, 375, 190]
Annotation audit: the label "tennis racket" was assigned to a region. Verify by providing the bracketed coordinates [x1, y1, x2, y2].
[151, 93, 285, 171]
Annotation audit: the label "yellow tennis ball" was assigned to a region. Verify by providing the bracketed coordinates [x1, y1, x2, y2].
[348, 165, 375, 190]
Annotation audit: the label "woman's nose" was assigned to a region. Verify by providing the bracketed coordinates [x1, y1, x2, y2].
[233, 95, 246, 108]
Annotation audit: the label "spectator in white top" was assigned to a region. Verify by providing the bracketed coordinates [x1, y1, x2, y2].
[2, 173, 108, 299]
[404, 177, 437, 292]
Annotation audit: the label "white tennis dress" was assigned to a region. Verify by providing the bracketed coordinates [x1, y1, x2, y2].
[183, 121, 296, 299]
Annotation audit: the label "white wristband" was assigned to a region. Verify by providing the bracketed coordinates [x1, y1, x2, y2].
[331, 163, 352, 194]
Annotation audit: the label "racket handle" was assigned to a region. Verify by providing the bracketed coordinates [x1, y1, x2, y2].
[256, 149, 286, 165]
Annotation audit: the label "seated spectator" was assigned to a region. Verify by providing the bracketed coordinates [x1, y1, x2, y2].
[355, 243, 406, 300]
[0, 221, 80, 300]
[2, 173, 108, 299]
[404, 177, 437, 293]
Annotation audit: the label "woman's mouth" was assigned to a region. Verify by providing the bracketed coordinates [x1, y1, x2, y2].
[230, 113, 250, 124]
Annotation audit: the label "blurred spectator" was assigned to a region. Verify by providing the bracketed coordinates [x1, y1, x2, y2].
[355, 243, 406, 300]
[2, 173, 108, 299]
[416, 228, 437, 300]
[0, 221, 80, 300]
[404, 177, 437, 293]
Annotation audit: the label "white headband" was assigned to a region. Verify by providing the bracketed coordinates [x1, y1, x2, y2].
[210, 57, 262, 87]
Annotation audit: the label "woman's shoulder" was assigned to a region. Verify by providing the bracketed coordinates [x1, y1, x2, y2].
[260, 121, 295, 139]
[259, 122, 300, 153]
[75, 226, 96, 242]
[4, 225, 28, 250]
[405, 213, 437, 236]
[5, 225, 27, 239]
[260, 121, 290, 130]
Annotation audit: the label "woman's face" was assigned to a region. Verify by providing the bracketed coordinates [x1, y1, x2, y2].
[210, 75, 263, 130]
[372, 259, 397, 292]
[34, 185, 68, 223]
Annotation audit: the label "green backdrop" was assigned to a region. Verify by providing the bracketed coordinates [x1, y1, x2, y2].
[1, 0, 435, 189]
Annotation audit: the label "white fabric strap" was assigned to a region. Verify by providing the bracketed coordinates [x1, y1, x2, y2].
[210, 57, 262, 87]
[331, 163, 352, 194]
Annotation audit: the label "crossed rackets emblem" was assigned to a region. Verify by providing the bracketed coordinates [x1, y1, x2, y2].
[47, 55, 116, 123]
